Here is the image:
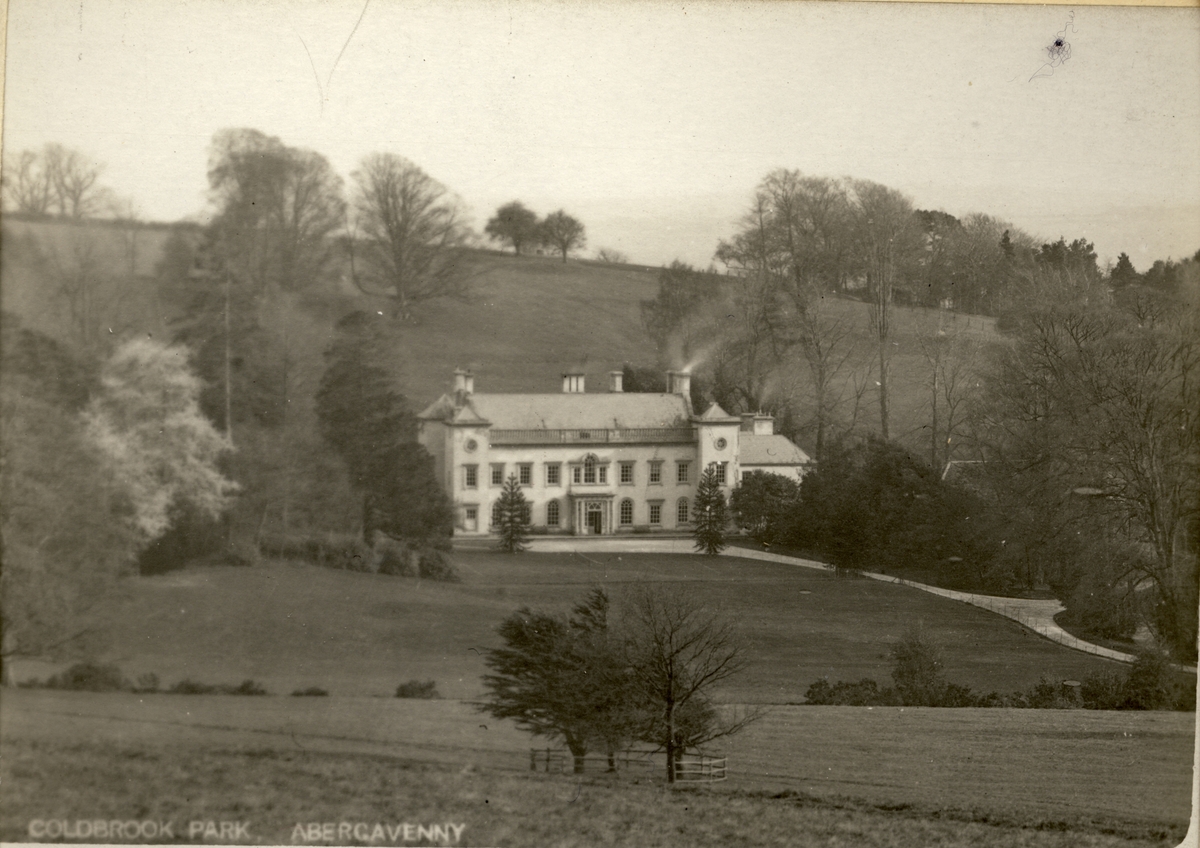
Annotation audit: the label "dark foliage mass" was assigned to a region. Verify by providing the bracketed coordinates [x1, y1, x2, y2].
[395, 679, 442, 699]
[691, 465, 728, 555]
[779, 438, 997, 583]
[316, 311, 454, 551]
[805, 635, 1195, 711]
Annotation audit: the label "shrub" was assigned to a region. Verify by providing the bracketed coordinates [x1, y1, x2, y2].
[375, 536, 416, 576]
[395, 679, 440, 699]
[167, 678, 269, 695]
[44, 662, 127, 692]
[291, 687, 329, 697]
[167, 679, 216, 695]
[133, 672, 160, 693]
[222, 538, 262, 567]
[1122, 651, 1179, 710]
[418, 548, 459, 582]
[1080, 669, 1126, 710]
[890, 632, 947, 706]
[804, 678, 898, 706]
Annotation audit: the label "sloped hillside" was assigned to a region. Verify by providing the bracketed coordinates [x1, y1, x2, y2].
[1, 217, 1000, 458]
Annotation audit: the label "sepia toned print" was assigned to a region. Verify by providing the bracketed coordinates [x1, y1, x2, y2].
[1, 2, 1197, 846]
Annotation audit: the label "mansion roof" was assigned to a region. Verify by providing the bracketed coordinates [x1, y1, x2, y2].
[419, 392, 693, 431]
[739, 434, 811, 467]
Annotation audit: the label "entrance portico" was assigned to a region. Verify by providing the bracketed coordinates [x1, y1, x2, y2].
[569, 492, 615, 535]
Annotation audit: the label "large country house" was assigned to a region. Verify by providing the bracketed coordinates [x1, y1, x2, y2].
[418, 368, 810, 537]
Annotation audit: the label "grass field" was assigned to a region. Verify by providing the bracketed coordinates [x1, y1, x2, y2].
[1, 689, 1191, 846]
[10, 551, 1124, 702]
[2, 551, 1194, 844]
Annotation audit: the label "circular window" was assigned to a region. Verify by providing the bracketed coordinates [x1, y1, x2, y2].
[715, 438, 727, 450]
[464, 438, 478, 452]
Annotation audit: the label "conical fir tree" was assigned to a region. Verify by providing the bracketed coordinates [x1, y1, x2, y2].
[692, 464, 728, 555]
[496, 475, 531, 553]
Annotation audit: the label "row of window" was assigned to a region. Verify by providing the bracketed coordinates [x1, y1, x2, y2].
[463, 460, 726, 489]
[476, 497, 693, 528]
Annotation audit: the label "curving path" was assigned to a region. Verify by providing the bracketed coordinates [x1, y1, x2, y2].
[522, 536, 1193, 669]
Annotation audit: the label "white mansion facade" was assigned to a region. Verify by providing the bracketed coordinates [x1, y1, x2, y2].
[417, 369, 810, 537]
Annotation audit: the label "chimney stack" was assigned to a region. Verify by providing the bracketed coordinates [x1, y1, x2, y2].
[740, 413, 755, 433]
[562, 371, 586, 393]
[609, 370, 624, 393]
[752, 412, 774, 435]
[667, 370, 691, 398]
[453, 368, 474, 405]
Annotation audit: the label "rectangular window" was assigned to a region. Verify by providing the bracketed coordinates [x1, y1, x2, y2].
[491, 464, 505, 486]
[649, 461, 663, 484]
[714, 461, 727, 485]
[546, 464, 561, 486]
[518, 463, 532, 486]
[465, 506, 477, 520]
[677, 461, 690, 484]
[464, 465, 478, 489]
[619, 462, 634, 484]
[573, 466, 582, 484]
[677, 498, 690, 524]
[584, 462, 596, 484]
[648, 502, 662, 525]
[546, 500, 560, 526]
[619, 499, 634, 525]
[598, 465, 607, 484]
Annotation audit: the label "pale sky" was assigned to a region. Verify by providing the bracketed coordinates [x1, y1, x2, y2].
[4, 0, 1199, 270]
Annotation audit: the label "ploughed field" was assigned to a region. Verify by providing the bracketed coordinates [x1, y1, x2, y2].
[2, 551, 1193, 843]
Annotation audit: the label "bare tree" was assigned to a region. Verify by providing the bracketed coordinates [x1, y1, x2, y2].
[917, 316, 981, 471]
[623, 586, 761, 782]
[786, 284, 859, 458]
[349, 152, 472, 320]
[207, 128, 346, 294]
[539, 210, 586, 263]
[2, 149, 55, 214]
[44, 144, 107, 218]
[851, 179, 921, 441]
[595, 247, 629, 264]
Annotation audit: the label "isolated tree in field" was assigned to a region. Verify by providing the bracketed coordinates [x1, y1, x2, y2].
[731, 471, 801, 545]
[539, 210, 586, 263]
[692, 465, 729, 555]
[484, 201, 541, 255]
[350, 152, 472, 320]
[479, 589, 638, 772]
[495, 476, 531, 553]
[83, 338, 238, 543]
[624, 586, 758, 782]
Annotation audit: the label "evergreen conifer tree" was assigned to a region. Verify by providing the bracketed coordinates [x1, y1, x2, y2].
[692, 464, 728, 555]
[495, 475, 531, 553]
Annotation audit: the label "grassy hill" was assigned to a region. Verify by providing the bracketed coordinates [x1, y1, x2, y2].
[1, 216, 1001, 458]
[12, 551, 1120, 702]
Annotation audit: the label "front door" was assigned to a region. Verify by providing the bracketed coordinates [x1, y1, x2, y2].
[587, 504, 603, 535]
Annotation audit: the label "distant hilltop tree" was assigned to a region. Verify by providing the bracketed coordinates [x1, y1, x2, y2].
[485, 201, 541, 255]
[595, 247, 629, 264]
[539, 210, 587, 263]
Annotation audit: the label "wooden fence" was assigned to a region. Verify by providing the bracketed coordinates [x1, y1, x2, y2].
[529, 747, 726, 782]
